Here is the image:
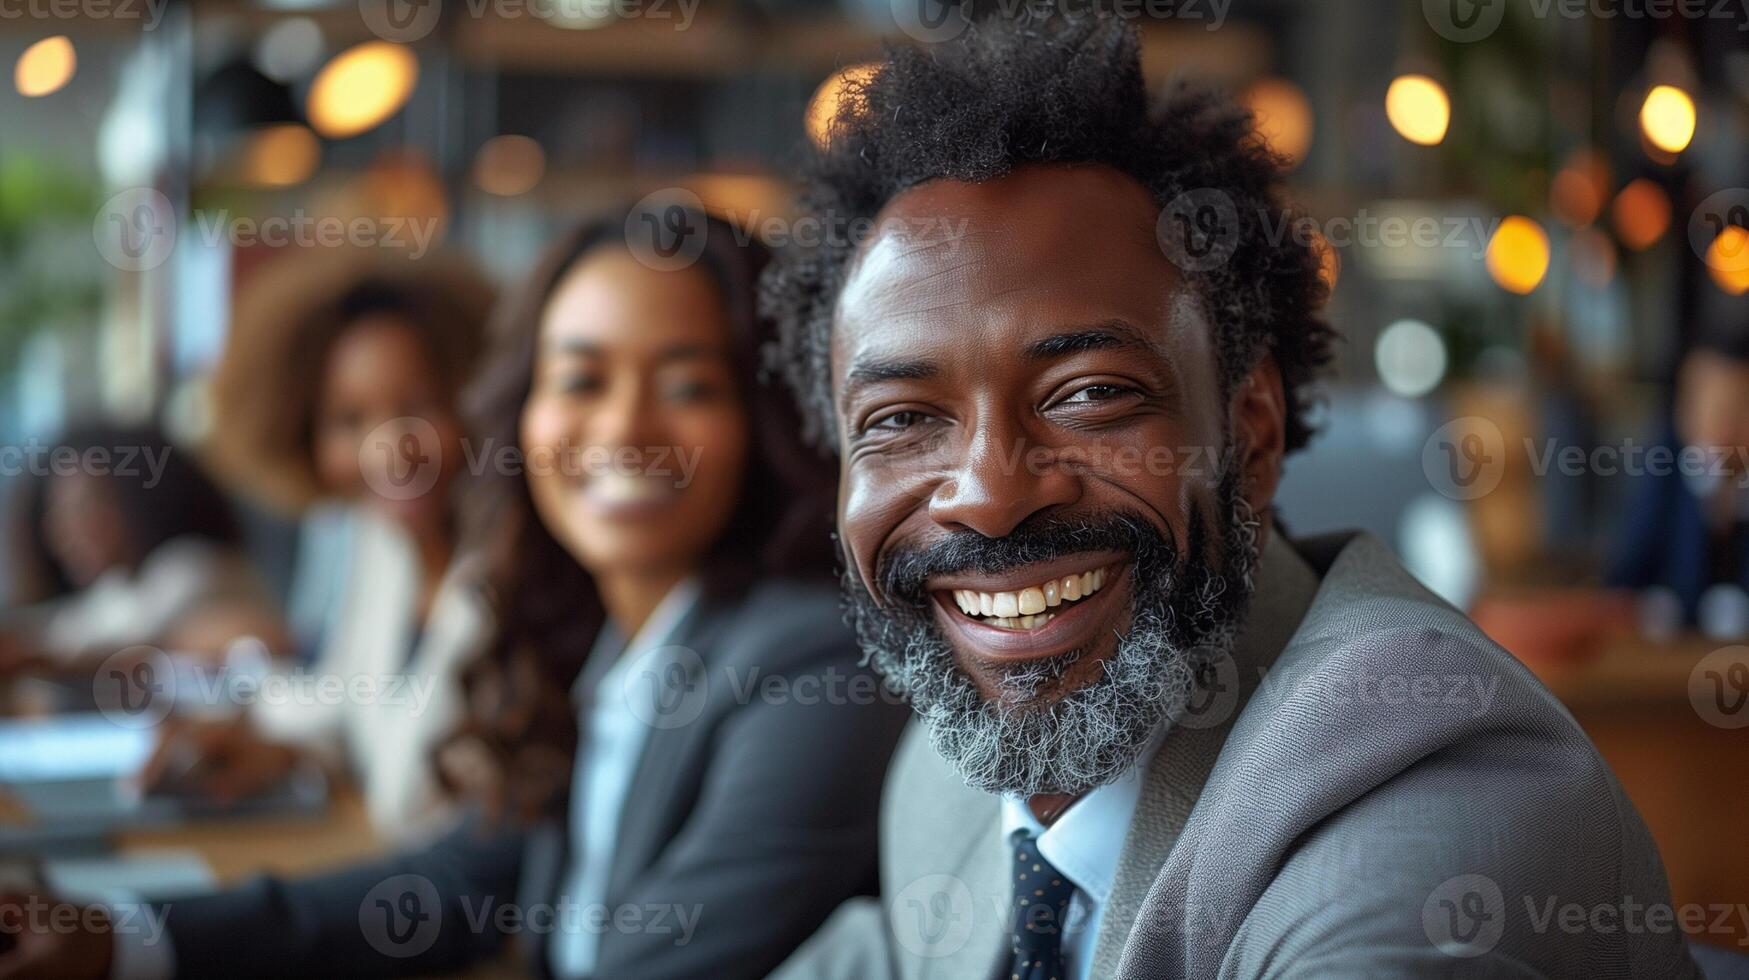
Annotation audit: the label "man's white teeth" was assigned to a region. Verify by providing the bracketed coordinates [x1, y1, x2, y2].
[950, 566, 1109, 624]
[985, 612, 1055, 630]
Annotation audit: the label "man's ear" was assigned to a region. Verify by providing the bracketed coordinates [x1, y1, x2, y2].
[1230, 354, 1286, 529]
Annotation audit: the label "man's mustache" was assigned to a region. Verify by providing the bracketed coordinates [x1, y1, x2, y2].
[873, 511, 1179, 605]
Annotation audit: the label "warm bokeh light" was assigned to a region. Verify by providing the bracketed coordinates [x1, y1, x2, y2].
[685, 173, 789, 218]
[15, 36, 75, 98]
[240, 124, 322, 187]
[1638, 85, 1696, 155]
[1550, 149, 1610, 227]
[805, 63, 878, 149]
[1385, 74, 1450, 146]
[307, 42, 419, 139]
[1706, 226, 1749, 295]
[1241, 77, 1314, 167]
[1375, 319, 1447, 398]
[362, 151, 448, 231]
[1485, 215, 1551, 294]
[1611, 178, 1672, 250]
[473, 135, 546, 196]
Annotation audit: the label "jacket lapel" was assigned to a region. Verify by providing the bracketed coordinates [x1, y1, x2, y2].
[1091, 530, 1321, 977]
[915, 807, 1008, 980]
[600, 600, 712, 901]
[879, 724, 1009, 980]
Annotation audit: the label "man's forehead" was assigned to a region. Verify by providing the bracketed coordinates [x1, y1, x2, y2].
[830, 165, 1193, 367]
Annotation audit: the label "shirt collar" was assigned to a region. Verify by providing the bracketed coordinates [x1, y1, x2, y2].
[575, 576, 704, 700]
[997, 728, 1160, 907]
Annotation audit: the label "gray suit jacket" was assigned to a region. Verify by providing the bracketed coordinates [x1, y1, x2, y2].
[156, 578, 910, 979]
[774, 531, 1699, 979]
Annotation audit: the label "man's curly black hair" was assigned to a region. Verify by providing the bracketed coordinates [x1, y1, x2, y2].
[761, 11, 1337, 455]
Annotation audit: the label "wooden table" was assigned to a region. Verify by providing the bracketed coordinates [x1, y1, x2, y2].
[113, 789, 525, 978]
[1515, 634, 1749, 951]
[117, 787, 384, 884]
[0, 785, 427, 963]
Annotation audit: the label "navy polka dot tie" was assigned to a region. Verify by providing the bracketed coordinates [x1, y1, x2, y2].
[1007, 830, 1075, 980]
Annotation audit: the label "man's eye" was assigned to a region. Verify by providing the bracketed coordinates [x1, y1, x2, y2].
[1063, 384, 1136, 404]
[868, 410, 928, 432]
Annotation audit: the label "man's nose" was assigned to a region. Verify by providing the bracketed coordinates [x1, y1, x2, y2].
[927, 417, 1080, 538]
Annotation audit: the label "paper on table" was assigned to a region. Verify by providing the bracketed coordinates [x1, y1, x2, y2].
[0, 715, 153, 783]
[45, 849, 216, 901]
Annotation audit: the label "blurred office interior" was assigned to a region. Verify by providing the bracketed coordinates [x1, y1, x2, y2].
[3, 0, 1748, 955]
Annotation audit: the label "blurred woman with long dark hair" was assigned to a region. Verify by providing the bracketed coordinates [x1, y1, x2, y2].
[140, 248, 496, 838]
[0, 206, 907, 980]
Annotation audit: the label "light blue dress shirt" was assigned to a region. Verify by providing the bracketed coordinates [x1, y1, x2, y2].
[998, 744, 1154, 980]
[548, 578, 701, 978]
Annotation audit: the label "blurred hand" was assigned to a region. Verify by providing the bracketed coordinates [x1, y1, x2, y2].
[0, 893, 114, 980]
[138, 717, 301, 802]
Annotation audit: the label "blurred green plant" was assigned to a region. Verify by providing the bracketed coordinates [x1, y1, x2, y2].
[0, 154, 104, 376]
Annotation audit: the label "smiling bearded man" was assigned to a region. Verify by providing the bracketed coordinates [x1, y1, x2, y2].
[762, 11, 1699, 980]
[852, 478, 1256, 800]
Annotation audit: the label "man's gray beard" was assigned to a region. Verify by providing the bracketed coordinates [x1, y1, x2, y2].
[847, 491, 1260, 799]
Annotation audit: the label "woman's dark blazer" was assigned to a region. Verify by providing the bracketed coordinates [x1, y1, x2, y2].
[155, 579, 911, 979]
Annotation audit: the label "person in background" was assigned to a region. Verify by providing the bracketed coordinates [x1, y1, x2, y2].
[0, 206, 909, 980]
[1609, 289, 1749, 631]
[143, 248, 495, 837]
[0, 423, 287, 673]
[0, 469, 72, 609]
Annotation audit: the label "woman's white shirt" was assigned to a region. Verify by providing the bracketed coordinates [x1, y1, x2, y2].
[250, 509, 488, 841]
